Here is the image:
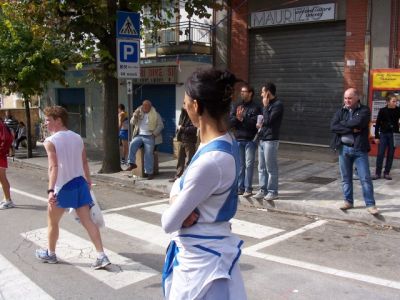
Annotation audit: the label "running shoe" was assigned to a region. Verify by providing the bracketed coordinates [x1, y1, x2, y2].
[35, 249, 58, 264]
[92, 255, 111, 270]
[0, 200, 15, 210]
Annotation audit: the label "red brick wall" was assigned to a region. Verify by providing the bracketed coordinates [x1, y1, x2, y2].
[230, 0, 249, 82]
[344, 0, 368, 93]
[395, 0, 400, 67]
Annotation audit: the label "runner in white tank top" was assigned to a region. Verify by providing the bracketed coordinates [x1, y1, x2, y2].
[35, 106, 111, 270]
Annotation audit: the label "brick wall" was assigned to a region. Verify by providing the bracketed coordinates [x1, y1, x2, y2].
[395, 0, 400, 67]
[230, 0, 249, 82]
[344, 0, 368, 93]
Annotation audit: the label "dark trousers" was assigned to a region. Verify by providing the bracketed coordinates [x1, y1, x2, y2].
[376, 132, 395, 175]
[175, 141, 196, 177]
[15, 136, 27, 150]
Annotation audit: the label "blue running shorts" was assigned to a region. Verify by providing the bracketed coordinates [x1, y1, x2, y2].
[56, 176, 92, 209]
[119, 129, 128, 141]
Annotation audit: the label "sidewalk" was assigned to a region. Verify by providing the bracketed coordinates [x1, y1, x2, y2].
[10, 143, 400, 228]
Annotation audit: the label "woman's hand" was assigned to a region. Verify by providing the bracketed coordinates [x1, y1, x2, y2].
[182, 210, 199, 228]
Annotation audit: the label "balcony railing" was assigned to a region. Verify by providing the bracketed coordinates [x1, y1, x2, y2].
[141, 21, 212, 57]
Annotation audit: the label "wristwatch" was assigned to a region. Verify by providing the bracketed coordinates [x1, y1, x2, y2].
[47, 189, 54, 194]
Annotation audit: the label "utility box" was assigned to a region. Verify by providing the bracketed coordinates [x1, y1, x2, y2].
[368, 69, 400, 158]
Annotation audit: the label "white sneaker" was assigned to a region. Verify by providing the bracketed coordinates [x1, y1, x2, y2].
[264, 193, 278, 201]
[0, 200, 15, 210]
[253, 191, 265, 200]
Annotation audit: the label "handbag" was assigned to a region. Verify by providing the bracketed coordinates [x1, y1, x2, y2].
[393, 132, 400, 147]
[69, 190, 105, 228]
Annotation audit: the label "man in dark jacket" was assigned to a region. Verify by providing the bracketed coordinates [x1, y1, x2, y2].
[169, 107, 197, 182]
[330, 88, 378, 215]
[229, 85, 261, 197]
[372, 93, 400, 180]
[253, 82, 283, 202]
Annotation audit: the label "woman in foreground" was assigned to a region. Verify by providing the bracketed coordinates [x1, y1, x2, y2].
[161, 68, 247, 300]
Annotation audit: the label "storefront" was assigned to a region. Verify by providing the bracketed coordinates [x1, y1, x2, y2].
[248, 2, 346, 145]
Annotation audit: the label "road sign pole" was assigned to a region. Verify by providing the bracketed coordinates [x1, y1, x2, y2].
[127, 79, 133, 142]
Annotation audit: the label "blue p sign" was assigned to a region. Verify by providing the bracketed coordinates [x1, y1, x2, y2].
[119, 41, 138, 63]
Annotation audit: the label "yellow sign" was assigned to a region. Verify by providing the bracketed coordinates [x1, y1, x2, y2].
[372, 71, 400, 88]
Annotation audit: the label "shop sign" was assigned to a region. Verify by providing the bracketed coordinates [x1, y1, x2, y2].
[372, 72, 400, 89]
[251, 3, 336, 28]
[132, 66, 177, 84]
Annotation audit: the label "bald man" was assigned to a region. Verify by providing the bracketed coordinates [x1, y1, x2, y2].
[330, 88, 378, 215]
[126, 100, 164, 180]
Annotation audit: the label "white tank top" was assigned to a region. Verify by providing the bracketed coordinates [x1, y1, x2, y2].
[45, 130, 85, 192]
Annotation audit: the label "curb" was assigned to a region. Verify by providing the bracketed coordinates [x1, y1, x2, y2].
[239, 196, 400, 229]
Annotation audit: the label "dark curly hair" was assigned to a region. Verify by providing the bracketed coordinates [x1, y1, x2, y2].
[185, 68, 240, 121]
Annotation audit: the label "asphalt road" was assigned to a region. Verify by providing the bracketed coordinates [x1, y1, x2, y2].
[0, 165, 399, 300]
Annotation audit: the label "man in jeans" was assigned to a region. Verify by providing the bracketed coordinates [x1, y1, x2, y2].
[229, 85, 261, 197]
[330, 88, 379, 215]
[253, 83, 283, 202]
[372, 93, 400, 180]
[125, 100, 164, 180]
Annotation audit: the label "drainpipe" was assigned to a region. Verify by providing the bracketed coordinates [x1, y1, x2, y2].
[391, 0, 399, 68]
[363, 0, 372, 104]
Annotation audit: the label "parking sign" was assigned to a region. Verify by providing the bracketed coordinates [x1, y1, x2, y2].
[117, 39, 140, 78]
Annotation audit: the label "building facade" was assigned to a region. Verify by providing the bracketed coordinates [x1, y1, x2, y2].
[229, 0, 400, 146]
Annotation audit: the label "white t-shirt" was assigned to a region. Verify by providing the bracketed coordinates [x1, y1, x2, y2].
[45, 130, 85, 193]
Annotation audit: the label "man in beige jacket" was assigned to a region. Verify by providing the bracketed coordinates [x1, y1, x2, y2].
[126, 100, 164, 179]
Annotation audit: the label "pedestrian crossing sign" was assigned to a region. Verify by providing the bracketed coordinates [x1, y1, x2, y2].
[117, 11, 140, 39]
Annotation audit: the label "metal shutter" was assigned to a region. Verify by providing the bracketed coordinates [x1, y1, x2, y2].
[249, 21, 345, 145]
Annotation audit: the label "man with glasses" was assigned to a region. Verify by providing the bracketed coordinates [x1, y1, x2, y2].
[330, 88, 379, 215]
[229, 85, 261, 197]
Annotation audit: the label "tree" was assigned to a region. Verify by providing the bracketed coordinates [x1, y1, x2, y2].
[0, 2, 75, 158]
[1, 0, 220, 171]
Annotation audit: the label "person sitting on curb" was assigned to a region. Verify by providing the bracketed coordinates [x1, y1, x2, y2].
[125, 100, 164, 180]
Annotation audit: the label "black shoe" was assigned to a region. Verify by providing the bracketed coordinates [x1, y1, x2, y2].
[169, 177, 178, 182]
[147, 174, 155, 180]
[125, 163, 137, 171]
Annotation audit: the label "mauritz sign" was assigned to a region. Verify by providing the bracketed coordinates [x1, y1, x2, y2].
[132, 66, 178, 84]
[251, 3, 335, 28]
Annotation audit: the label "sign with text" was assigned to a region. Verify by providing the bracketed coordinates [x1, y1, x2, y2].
[251, 3, 335, 28]
[117, 39, 140, 78]
[372, 71, 400, 89]
[132, 66, 178, 84]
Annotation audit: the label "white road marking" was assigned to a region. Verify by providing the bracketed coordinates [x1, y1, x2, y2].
[0, 253, 54, 300]
[104, 214, 170, 248]
[243, 220, 327, 252]
[102, 199, 169, 214]
[11, 187, 47, 202]
[22, 228, 158, 290]
[141, 203, 284, 239]
[246, 251, 400, 290]
[10, 187, 169, 214]
[12, 187, 400, 291]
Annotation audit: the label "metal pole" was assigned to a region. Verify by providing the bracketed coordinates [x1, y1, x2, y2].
[127, 79, 133, 143]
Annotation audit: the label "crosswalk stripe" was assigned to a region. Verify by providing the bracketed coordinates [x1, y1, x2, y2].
[0, 253, 54, 300]
[243, 220, 327, 252]
[141, 203, 284, 239]
[104, 214, 170, 248]
[22, 228, 158, 290]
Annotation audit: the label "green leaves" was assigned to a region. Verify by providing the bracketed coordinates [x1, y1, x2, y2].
[0, 2, 73, 97]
